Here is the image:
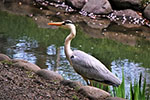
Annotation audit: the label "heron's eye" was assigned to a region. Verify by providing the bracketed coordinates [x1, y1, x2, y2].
[62, 22, 66, 25]
[70, 55, 74, 59]
[64, 20, 72, 24]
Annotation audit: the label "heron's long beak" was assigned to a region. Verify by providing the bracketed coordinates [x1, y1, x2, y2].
[47, 22, 63, 26]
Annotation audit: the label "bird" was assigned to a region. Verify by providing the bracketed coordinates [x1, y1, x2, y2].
[48, 20, 121, 87]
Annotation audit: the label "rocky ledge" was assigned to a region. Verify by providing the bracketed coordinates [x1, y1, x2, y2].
[61, 0, 150, 20]
[2, 0, 150, 27]
[0, 53, 126, 100]
[32, 0, 150, 26]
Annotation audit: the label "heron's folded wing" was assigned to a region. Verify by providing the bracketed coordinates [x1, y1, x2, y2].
[71, 50, 111, 81]
[70, 50, 121, 86]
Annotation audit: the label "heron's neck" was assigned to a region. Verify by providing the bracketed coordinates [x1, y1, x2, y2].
[65, 25, 76, 62]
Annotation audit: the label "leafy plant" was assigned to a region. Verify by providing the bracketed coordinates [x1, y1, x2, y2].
[92, 81, 109, 92]
[72, 95, 79, 100]
[130, 73, 147, 100]
[112, 71, 148, 100]
[112, 67, 125, 98]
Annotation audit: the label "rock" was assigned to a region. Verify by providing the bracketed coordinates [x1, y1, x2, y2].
[78, 86, 110, 100]
[85, 18, 110, 29]
[48, 0, 65, 4]
[0, 62, 2, 66]
[109, 0, 142, 10]
[79, 18, 110, 38]
[60, 80, 82, 90]
[144, 4, 150, 20]
[113, 9, 141, 18]
[3, 0, 33, 4]
[36, 69, 63, 81]
[65, 0, 86, 9]
[12, 59, 41, 72]
[0, 53, 11, 61]
[82, 0, 112, 14]
[106, 97, 127, 100]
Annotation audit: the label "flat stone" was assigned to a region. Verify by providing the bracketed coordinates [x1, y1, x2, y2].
[65, 0, 86, 9]
[12, 59, 41, 72]
[36, 69, 63, 81]
[113, 9, 141, 18]
[60, 80, 82, 90]
[144, 4, 150, 20]
[78, 86, 110, 100]
[109, 0, 142, 10]
[50, 0, 65, 3]
[0, 53, 11, 61]
[0, 62, 3, 66]
[79, 18, 110, 38]
[82, 0, 112, 14]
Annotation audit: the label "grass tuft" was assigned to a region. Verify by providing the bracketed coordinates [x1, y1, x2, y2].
[112, 71, 148, 100]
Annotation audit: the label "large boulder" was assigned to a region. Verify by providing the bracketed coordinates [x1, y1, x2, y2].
[82, 0, 112, 14]
[48, 0, 65, 4]
[78, 86, 110, 100]
[0, 54, 11, 61]
[60, 80, 82, 89]
[3, 0, 33, 5]
[144, 4, 150, 20]
[113, 9, 141, 18]
[36, 69, 63, 81]
[109, 0, 142, 10]
[65, 0, 86, 9]
[12, 59, 41, 73]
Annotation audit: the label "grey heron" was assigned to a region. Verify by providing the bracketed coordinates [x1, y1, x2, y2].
[48, 20, 121, 87]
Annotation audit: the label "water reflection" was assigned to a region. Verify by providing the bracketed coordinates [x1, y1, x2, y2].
[10, 36, 38, 63]
[47, 45, 56, 55]
[46, 45, 84, 82]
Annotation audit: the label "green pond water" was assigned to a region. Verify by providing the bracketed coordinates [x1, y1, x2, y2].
[0, 11, 150, 97]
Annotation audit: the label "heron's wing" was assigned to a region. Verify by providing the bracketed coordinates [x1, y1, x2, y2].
[70, 50, 121, 86]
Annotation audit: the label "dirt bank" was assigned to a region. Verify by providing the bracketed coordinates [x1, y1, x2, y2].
[0, 62, 89, 100]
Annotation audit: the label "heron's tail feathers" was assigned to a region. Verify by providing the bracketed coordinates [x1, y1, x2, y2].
[100, 79, 121, 87]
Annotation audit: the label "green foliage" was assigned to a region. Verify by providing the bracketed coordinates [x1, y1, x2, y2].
[0, 60, 13, 65]
[112, 67, 125, 98]
[72, 95, 79, 100]
[26, 71, 34, 78]
[130, 73, 147, 100]
[75, 86, 80, 91]
[141, 0, 150, 6]
[112, 71, 148, 100]
[92, 81, 110, 92]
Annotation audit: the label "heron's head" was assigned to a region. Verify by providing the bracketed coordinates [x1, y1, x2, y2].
[48, 20, 75, 29]
[48, 20, 76, 34]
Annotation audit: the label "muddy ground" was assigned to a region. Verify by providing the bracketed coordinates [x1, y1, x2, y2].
[0, 62, 89, 100]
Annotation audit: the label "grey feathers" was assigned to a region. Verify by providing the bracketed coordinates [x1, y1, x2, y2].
[70, 50, 121, 87]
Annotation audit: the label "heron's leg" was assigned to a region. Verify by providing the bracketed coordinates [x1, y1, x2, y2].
[82, 77, 90, 85]
[86, 80, 90, 85]
[89, 80, 93, 86]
